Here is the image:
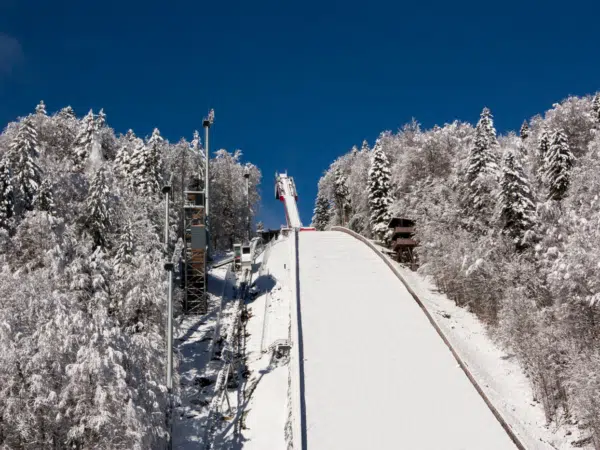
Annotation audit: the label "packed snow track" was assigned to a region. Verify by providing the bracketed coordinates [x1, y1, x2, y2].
[296, 231, 517, 450]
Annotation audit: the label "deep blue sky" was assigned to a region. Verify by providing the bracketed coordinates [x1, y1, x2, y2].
[1, 0, 599, 228]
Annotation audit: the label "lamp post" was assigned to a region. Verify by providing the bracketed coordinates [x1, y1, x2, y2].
[244, 166, 250, 242]
[203, 109, 214, 256]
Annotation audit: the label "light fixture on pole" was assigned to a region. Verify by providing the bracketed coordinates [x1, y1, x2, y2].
[244, 166, 250, 242]
[203, 109, 214, 250]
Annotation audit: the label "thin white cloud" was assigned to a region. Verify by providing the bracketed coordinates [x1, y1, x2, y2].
[0, 33, 23, 76]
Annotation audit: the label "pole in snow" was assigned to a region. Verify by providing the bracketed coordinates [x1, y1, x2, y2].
[162, 182, 172, 250]
[244, 166, 250, 242]
[164, 261, 174, 392]
[203, 109, 214, 252]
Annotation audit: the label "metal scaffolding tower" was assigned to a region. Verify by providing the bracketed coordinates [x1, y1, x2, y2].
[183, 190, 208, 314]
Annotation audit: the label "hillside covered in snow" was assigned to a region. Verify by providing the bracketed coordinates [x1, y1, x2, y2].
[314, 93, 600, 449]
[0, 103, 261, 449]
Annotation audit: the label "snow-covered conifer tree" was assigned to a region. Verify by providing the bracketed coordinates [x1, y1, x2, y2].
[0, 157, 14, 228]
[58, 105, 76, 120]
[312, 193, 330, 230]
[333, 168, 351, 226]
[538, 129, 550, 159]
[72, 110, 95, 170]
[256, 221, 264, 233]
[467, 107, 499, 182]
[544, 129, 574, 201]
[146, 128, 164, 184]
[498, 147, 536, 247]
[368, 143, 393, 239]
[33, 179, 56, 215]
[114, 219, 134, 275]
[361, 140, 370, 153]
[85, 167, 112, 249]
[592, 93, 600, 124]
[96, 108, 106, 129]
[114, 132, 134, 181]
[520, 120, 529, 140]
[10, 117, 41, 211]
[35, 100, 47, 116]
[129, 129, 163, 195]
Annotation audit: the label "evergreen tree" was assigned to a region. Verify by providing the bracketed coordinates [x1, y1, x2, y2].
[114, 135, 133, 181]
[538, 128, 550, 159]
[544, 129, 574, 201]
[467, 107, 499, 182]
[33, 179, 56, 215]
[368, 144, 393, 239]
[114, 219, 134, 275]
[191, 130, 202, 155]
[361, 140, 370, 153]
[96, 108, 106, 130]
[58, 106, 76, 120]
[35, 100, 47, 116]
[0, 157, 14, 228]
[128, 138, 147, 192]
[312, 193, 330, 230]
[72, 110, 95, 170]
[129, 129, 163, 195]
[592, 93, 600, 124]
[256, 221, 264, 233]
[10, 117, 41, 211]
[333, 168, 351, 226]
[520, 120, 529, 140]
[498, 147, 536, 247]
[85, 167, 112, 249]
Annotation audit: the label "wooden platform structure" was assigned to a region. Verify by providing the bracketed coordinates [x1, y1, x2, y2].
[388, 217, 417, 268]
[183, 191, 208, 314]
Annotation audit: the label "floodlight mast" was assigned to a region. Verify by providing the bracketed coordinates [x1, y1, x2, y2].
[202, 109, 214, 255]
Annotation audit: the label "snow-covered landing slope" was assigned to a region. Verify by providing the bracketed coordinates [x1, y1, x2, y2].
[298, 231, 517, 450]
[240, 238, 293, 449]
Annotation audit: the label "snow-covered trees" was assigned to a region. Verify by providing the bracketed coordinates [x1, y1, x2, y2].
[463, 107, 500, 225]
[0, 104, 261, 449]
[0, 157, 14, 228]
[538, 128, 550, 160]
[312, 193, 330, 230]
[85, 167, 112, 249]
[58, 105, 76, 120]
[544, 129, 574, 200]
[33, 179, 55, 215]
[520, 120, 529, 140]
[467, 107, 499, 182]
[368, 142, 392, 239]
[333, 168, 352, 226]
[10, 117, 41, 211]
[314, 92, 600, 444]
[210, 149, 261, 250]
[35, 100, 47, 116]
[593, 93, 600, 124]
[128, 129, 163, 195]
[114, 130, 135, 180]
[72, 110, 96, 170]
[498, 147, 536, 247]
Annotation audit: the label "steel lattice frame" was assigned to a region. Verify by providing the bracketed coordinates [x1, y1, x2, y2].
[183, 200, 207, 314]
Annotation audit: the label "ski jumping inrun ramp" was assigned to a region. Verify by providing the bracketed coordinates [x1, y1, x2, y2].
[296, 231, 517, 450]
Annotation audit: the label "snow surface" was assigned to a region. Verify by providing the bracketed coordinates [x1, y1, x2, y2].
[378, 246, 590, 450]
[297, 231, 517, 450]
[172, 266, 237, 450]
[238, 238, 293, 449]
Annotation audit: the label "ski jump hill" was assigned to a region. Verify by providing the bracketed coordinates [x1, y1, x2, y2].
[273, 172, 522, 450]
